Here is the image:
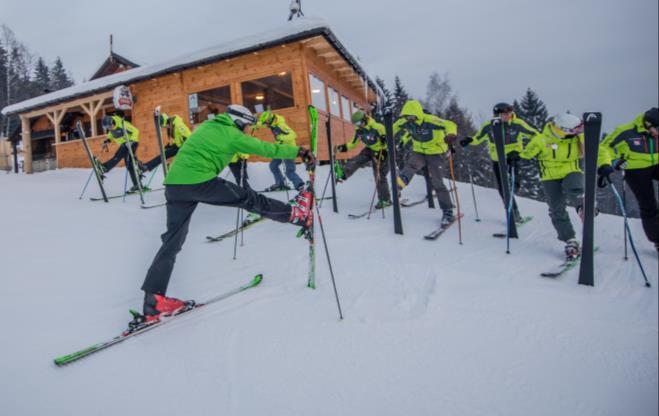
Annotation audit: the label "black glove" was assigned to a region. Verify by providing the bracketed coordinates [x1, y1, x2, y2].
[298, 147, 316, 170]
[460, 136, 473, 148]
[597, 165, 614, 188]
[507, 151, 520, 161]
[444, 134, 458, 146]
[613, 159, 627, 171]
[335, 144, 347, 153]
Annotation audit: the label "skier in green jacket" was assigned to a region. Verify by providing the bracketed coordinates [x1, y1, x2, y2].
[461, 102, 539, 223]
[334, 110, 392, 209]
[597, 107, 659, 249]
[138, 104, 315, 323]
[257, 110, 305, 191]
[142, 113, 191, 172]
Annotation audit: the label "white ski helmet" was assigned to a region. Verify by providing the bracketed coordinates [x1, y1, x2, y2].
[227, 104, 256, 129]
[551, 112, 583, 136]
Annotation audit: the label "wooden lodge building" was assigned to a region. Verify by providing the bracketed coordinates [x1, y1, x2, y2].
[1, 18, 377, 173]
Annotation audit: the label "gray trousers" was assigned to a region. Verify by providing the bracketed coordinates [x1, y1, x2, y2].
[343, 147, 391, 202]
[542, 172, 584, 242]
[399, 152, 453, 211]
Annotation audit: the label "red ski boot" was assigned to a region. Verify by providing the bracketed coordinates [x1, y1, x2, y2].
[289, 188, 313, 238]
[142, 293, 190, 323]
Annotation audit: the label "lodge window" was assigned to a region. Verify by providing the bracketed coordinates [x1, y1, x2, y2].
[309, 73, 327, 112]
[241, 72, 294, 113]
[340, 95, 351, 121]
[188, 85, 231, 125]
[328, 87, 340, 117]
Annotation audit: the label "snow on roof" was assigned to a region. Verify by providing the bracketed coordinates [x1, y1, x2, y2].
[2, 17, 376, 116]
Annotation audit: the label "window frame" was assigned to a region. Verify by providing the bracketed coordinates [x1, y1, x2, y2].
[240, 71, 296, 114]
[188, 83, 233, 126]
[308, 72, 328, 113]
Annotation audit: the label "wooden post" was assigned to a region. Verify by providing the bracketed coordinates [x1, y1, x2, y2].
[20, 115, 32, 173]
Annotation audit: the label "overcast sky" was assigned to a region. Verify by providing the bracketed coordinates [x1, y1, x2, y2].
[1, 0, 657, 132]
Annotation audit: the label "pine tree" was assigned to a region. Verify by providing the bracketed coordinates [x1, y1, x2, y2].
[33, 57, 50, 96]
[517, 88, 548, 129]
[422, 71, 452, 117]
[514, 88, 549, 201]
[392, 75, 409, 118]
[50, 57, 73, 91]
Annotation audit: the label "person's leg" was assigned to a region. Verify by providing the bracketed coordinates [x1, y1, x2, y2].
[398, 151, 425, 186]
[240, 159, 251, 190]
[425, 154, 453, 211]
[624, 166, 658, 243]
[542, 178, 575, 242]
[269, 159, 286, 186]
[141, 188, 198, 295]
[372, 151, 391, 202]
[228, 162, 242, 186]
[284, 159, 304, 189]
[342, 148, 372, 180]
[507, 161, 522, 221]
[101, 143, 128, 172]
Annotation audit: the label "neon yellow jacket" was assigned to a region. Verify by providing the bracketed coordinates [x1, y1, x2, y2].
[469, 114, 538, 161]
[598, 112, 658, 170]
[106, 115, 139, 145]
[262, 114, 297, 146]
[345, 117, 387, 152]
[520, 123, 588, 181]
[398, 100, 457, 155]
[168, 115, 191, 148]
[229, 153, 249, 164]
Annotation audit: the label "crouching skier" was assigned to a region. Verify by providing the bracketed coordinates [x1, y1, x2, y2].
[132, 104, 315, 325]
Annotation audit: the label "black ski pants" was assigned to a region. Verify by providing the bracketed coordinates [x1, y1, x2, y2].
[492, 160, 521, 220]
[141, 177, 292, 295]
[624, 165, 658, 243]
[102, 142, 141, 186]
[144, 144, 179, 172]
[342, 147, 391, 202]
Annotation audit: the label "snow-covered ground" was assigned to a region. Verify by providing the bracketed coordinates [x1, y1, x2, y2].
[0, 164, 656, 416]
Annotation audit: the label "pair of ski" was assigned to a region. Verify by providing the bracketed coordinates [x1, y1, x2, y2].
[53, 274, 263, 366]
[90, 187, 164, 202]
[205, 217, 266, 242]
[400, 196, 427, 208]
[348, 205, 390, 219]
[423, 213, 464, 240]
[491, 216, 534, 238]
[541, 247, 600, 278]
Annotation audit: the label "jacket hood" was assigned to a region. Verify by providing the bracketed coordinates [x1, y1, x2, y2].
[400, 100, 424, 122]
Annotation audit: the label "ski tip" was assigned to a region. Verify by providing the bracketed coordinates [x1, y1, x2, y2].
[252, 274, 264, 285]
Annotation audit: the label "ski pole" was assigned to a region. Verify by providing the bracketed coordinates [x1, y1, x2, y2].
[122, 166, 129, 203]
[232, 206, 241, 260]
[622, 173, 628, 260]
[505, 164, 516, 254]
[79, 170, 94, 200]
[366, 150, 383, 220]
[146, 169, 158, 188]
[448, 151, 463, 245]
[610, 183, 651, 287]
[314, 204, 344, 319]
[239, 161, 247, 247]
[465, 150, 481, 222]
[318, 168, 332, 208]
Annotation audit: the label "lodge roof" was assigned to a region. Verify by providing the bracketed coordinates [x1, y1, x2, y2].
[2, 17, 377, 117]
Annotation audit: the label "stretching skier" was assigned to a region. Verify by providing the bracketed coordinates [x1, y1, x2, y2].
[460, 102, 539, 223]
[98, 114, 146, 192]
[395, 99, 457, 225]
[334, 110, 392, 209]
[137, 104, 315, 323]
[597, 107, 659, 251]
[141, 113, 191, 172]
[520, 113, 605, 259]
[257, 110, 305, 191]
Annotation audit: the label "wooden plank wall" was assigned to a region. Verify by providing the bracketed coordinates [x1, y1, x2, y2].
[51, 39, 374, 169]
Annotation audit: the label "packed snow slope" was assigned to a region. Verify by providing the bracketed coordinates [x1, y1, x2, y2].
[0, 164, 656, 416]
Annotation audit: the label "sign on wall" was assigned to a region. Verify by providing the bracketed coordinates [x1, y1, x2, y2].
[113, 85, 134, 110]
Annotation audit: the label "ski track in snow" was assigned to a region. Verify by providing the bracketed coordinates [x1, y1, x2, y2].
[0, 164, 656, 416]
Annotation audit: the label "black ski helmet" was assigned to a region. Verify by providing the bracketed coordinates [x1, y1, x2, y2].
[493, 102, 514, 116]
[101, 115, 114, 130]
[643, 107, 659, 129]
